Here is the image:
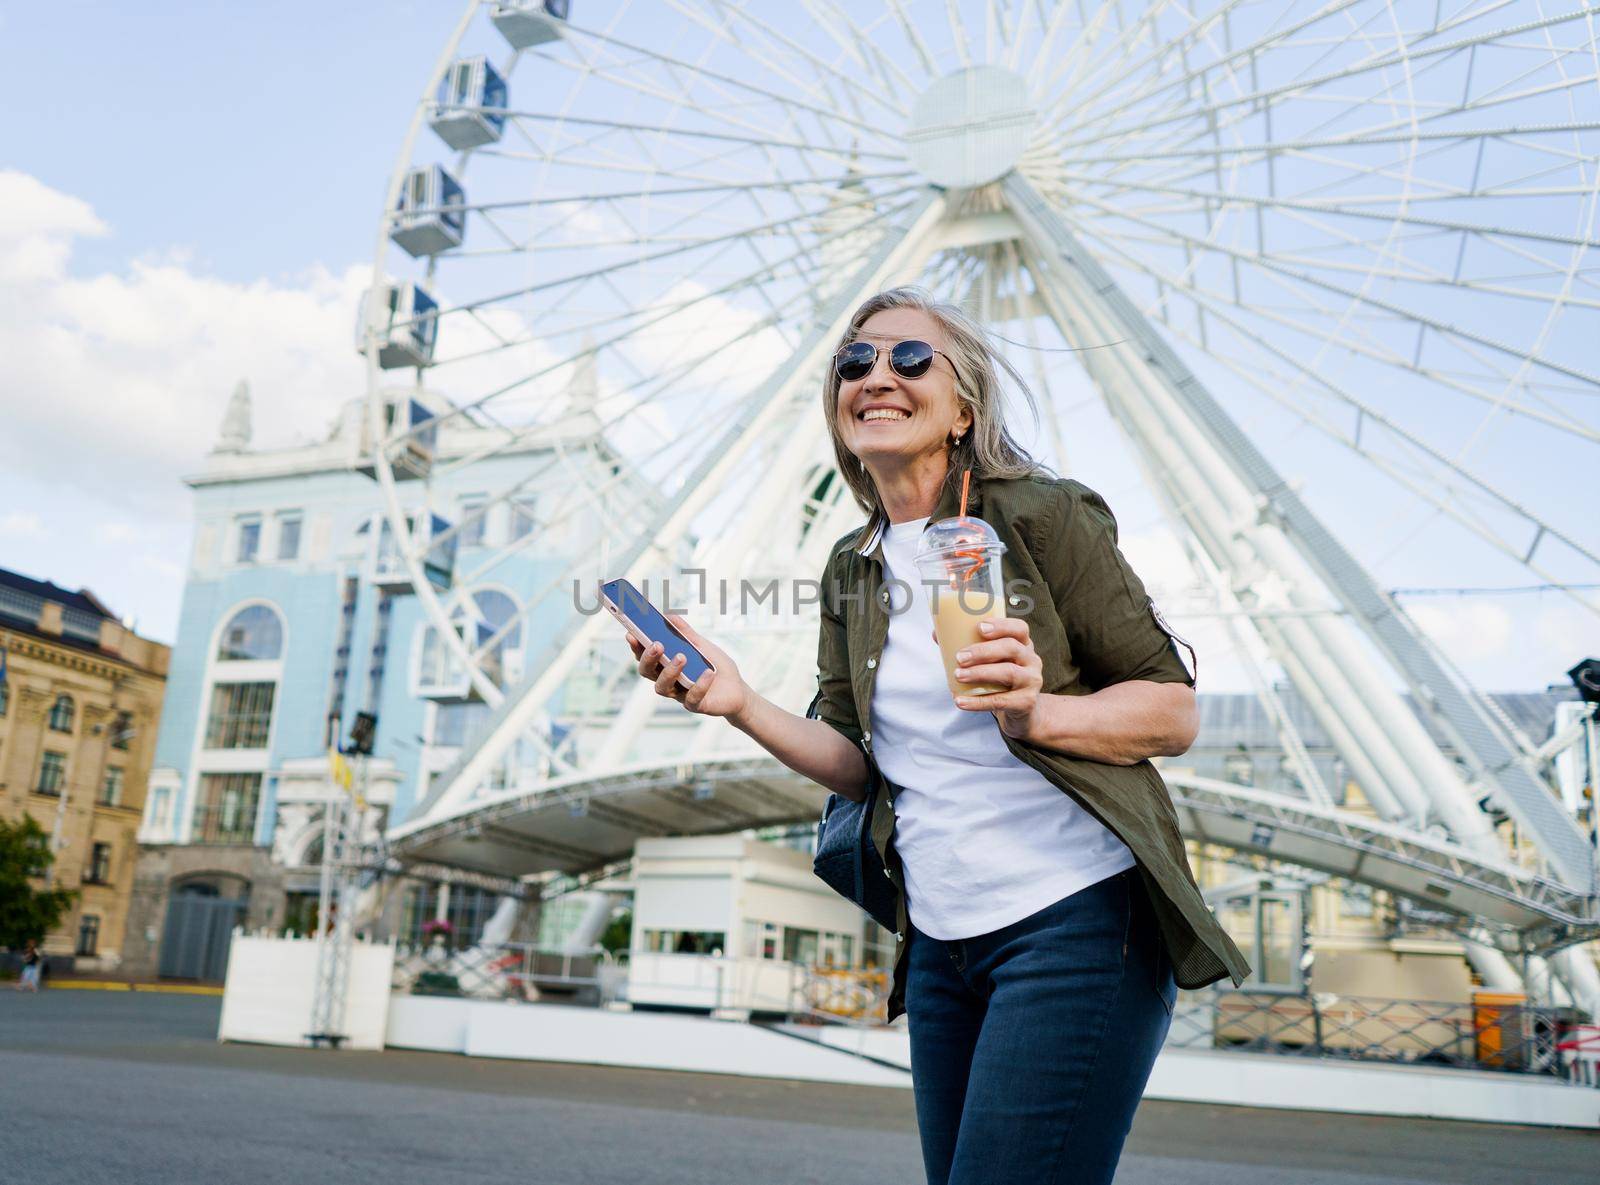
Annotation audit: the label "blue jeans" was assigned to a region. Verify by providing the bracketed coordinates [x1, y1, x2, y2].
[905, 868, 1176, 1185]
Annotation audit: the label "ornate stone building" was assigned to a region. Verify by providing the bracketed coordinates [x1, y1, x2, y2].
[0, 568, 169, 972]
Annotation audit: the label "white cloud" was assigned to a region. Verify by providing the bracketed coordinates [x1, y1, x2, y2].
[1409, 601, 1517, 664]
[1119, 529, 1196, 601]
[0, 171, 107, 284]
[0, 170, 368, 519]
[0, 511, 45, 539]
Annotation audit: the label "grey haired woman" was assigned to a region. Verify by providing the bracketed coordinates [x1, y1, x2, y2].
[630, 287, 1248, 1184]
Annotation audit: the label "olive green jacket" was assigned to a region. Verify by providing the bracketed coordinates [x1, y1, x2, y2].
[808, 471, 1251, 1022]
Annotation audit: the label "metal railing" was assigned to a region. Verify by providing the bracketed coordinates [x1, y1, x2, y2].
[792, 965, 893, 1025]
[392, 940, 619, 1003]
[1166, 987, 1577, 1078]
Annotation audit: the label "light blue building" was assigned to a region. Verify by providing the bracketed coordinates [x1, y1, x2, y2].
[125, 374, 658, 979]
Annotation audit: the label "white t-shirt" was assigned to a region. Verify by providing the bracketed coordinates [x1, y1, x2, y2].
[869, 516, 1135, 940]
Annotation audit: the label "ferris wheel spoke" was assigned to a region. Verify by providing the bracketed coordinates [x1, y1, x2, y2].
[705, 0, 913, 127]
[1051, 170, 1600, 250]
[396, 194, 921, 447]
[1164, 324, 1600, 609]
[1099, 221, 1600, 313]
[489, 108, 906, 159]
[797, 0, 923, 112]
[410, 183, 917, 333]
[943, 0, 973, 69]
[569, 22, 901, 140]
[1060, 5, 1600, 152]
[1036, 0, 1219, 112]
[1047, 0, 1368, 146]
[884, 0, 939, 76]
[1069, 223, 1600, 583]
[452, 173, 912, 214]
[1063, 118, 1600, 168]
[1178, 343, 1600, 617]
[542, 42, 856, 152]
[1062, 184, 1600, 389]
[1067, 210, 1600, 444]
[672, 7, 881, 150]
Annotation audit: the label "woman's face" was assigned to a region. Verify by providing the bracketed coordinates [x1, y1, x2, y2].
[835, 307, 971, 473]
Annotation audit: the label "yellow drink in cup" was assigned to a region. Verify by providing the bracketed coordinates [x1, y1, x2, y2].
[914, 515, 1009, 699]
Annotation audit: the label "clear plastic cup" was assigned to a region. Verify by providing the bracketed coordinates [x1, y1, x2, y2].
[913, 515, 1008, 698]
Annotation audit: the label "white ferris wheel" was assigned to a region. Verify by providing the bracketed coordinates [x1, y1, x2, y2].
[359, 0, 1600, 999]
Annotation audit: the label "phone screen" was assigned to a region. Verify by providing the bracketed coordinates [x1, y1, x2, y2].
[602, 578, 713, 682]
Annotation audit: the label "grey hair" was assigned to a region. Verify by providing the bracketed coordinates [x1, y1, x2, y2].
[822, 286, 1047, 533]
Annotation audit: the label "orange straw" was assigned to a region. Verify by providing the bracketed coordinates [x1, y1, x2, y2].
[949, 469, 984, 583]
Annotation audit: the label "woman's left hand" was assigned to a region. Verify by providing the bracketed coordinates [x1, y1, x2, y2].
[950, 617, 1044, 738]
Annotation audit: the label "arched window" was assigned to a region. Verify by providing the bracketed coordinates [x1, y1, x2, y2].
[48, 694, 75, 733]
[418, 587, 523, 698]
[470, 588, 522, 652]
[217, 605, 284, 662]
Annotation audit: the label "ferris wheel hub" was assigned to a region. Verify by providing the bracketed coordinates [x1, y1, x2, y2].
[906, 65, 1034, 190]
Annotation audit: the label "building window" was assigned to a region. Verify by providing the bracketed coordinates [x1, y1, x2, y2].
[509, 498, 538, 541]
[101, 766, 125, 807]
[236, 516, 262, 563]
[86, 842, 112, 884]
[0, 680, 9, 717]
[110, 710, 133, 750]
[640, 929, 726, 955]
[48, 694, 75, 733]
[782, 927, 819, 965]
[819, 931, 855, 968]
[36, 750, 66, 795]
[743, 920, 779, 960]
[193, 773, 262, 845]
[1222, 752, 1254, 787]
[217, 605, 284, 661]
[203, 682, 276, 749]
[147, 786, 171, 831]
[432, 701, 489, 748]
[1216, 889, 1305, 994]
[76, 914, 101, 956]
[282, 891, 324, 938]
[458, 495, 487, 547]
[275, 513, 303, 561]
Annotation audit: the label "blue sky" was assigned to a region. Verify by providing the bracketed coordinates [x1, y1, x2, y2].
[0, 3, 456, 283]
[1, 2, 1593, 695]
[0, 2, 461, 643]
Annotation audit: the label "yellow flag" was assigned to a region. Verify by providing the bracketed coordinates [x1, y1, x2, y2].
[328, 748, 353, 791]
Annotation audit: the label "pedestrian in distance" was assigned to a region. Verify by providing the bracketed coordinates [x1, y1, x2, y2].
[17, 938, 44, 992]
[627, 286, 1248, 1184]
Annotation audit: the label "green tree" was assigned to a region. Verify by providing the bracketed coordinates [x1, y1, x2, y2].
[0, 815, 77, 950]
[598, 907, 632, 955]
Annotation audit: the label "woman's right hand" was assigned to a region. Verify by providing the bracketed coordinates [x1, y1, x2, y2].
[627, 612, 752, 721]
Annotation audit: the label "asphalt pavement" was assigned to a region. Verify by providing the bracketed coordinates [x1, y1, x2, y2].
[0, 990, 1593, 1184]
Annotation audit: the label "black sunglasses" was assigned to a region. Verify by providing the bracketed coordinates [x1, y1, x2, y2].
[833, 339, 958, 383]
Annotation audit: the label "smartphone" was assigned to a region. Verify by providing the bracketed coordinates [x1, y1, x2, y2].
[600, 577, 715, 690]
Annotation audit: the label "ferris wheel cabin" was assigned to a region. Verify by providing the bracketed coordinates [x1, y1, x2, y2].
[416, 619, 503, 704]
[360, 282, 439, 370]
[352, 395, 438, 484]
[491, 1, 570, 49]
[391, 165, 466, 258]
[372, 512, 457, 594]
[428, 56, 508, 150]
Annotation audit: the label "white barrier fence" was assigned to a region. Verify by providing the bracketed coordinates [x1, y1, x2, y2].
[218, 931, 396, 1050]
